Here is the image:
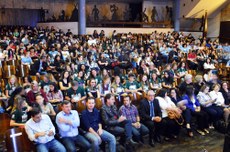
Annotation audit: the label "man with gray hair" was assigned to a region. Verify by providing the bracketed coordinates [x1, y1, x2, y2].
[27, 80, 48, 106]
[179, 74, 193, 95]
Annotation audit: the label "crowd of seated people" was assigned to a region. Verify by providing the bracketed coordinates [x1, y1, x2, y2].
[0, 25, 230, 151]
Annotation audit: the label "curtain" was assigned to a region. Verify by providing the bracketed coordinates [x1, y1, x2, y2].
[0, 8, 40, 26]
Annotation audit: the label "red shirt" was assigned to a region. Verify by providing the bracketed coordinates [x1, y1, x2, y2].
[188, 53, 196, 59]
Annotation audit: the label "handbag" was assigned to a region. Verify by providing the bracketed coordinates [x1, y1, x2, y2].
[167, 109, 184, 125]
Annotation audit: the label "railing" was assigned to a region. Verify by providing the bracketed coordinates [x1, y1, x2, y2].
[87, 21, 173, 28]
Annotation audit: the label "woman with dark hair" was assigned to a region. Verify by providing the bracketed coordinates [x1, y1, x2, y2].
[169, 88, 183, 105]
[86, 78, 100, 98]
[203, 58, 215, 70]
[78, 64, 89, 76]
[140, 74, 150, 93]
[35, 94, 56, 116]
[53, 54, 64, 73]
[23, 76, 32, 86]
[98, 53, 109, 70]
[150, 72, 162, 90]
[155, 88, 181, 141]
[74, 70, 86, 88]
[137, 60, 149, 75]
[101, 69, 110, 80]
[87, 68, 102, 86]
[59, 71, 71, 96]
[47, 82, 63, 112]
[7, 49, 15, 60]
[6, 87, 26, 113]
[182, 85, 209, 136]
[152, 52, 161, 67]
[10, 95, 32, 128]
[220, 82, 230, 106]
[162, 71, 174, 89]
[177, 61, 188, 79]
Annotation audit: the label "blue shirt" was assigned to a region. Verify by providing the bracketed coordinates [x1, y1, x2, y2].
[56, 110, 80, 137]
[223, 46, 230, 53]
[25, 114, 55, 144]
[226, 60, 230, 67]
[179, 45, 189, 53]
[48, 50, 58, 62]
[159, 47, 169, 56]
[81, 108, 101, 132]
[21, 56, 32, 64]
[182, 95, 200, 111]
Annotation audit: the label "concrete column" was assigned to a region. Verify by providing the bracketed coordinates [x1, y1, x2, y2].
[174, 0, 180, 32]
[78, 0, 86, 35]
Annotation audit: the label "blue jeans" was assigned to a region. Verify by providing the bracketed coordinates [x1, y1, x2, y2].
[112, 120, 133, 140]
[132, 124, 149, 142]
[36, 139, 66, 152]
[62, 135, 91, 152]
[85, 130, 116, 152]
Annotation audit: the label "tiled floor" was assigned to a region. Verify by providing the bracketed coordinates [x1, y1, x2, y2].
[136, 129, 225, 152]
[0, 128, 225, 152]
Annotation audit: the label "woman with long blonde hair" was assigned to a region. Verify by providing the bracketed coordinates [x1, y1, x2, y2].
[5, 75, 19, 98]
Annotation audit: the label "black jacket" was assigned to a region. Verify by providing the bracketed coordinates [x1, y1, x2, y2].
[30, 59, 48, 75]
[100, 104, 119, 129]
[139, 98, 162, 122]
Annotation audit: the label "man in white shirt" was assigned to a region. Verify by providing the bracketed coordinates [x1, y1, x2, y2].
[25, 107, 66, 152]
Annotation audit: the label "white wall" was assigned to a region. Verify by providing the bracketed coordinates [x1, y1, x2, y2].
[86, 27, 173, 36]
[207, 12, 221, 38]
[36, 22, 174, 36]
[37, 22, 78, 34]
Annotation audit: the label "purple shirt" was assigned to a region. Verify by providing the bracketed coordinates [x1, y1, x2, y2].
[119, 104, 139, 123]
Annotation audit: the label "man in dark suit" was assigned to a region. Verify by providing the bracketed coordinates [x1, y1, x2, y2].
[30, 55, 48, 76]
[139, 90, 162, 147]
